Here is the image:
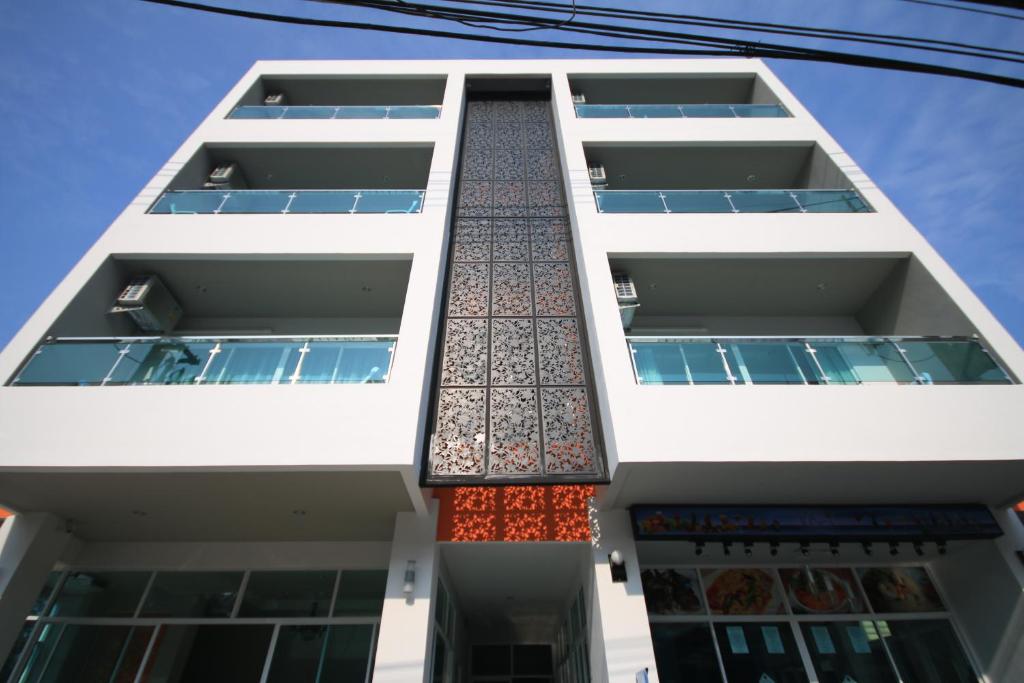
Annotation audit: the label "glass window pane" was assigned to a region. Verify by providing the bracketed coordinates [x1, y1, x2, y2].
[514, 645, 552, 675]
[203, 341, 302, 384]
[1, 621, 36, 681]
[431, 634, 448, 683]
[899, 340, 1010, 384]
[334, 570, 387, 616]
[473, 645, 511, 675]
[19, 624, 151, 683]
[110, 341, 213, 385]
[299, 341, 394, 384]
[801, 622, 897, 683]
[149, 190, 228, 214]
[714, 622, 809, 683]
[321, 626, 375, 682]
[14, 343, 125, 386]
[731, 343, 814, 384]
[811, 344, 860, 384]
[857, 567, 945, 613]
[48, 571, 150, 618]
[729, 190, 801, 213]
[30, 572, 62, 615]
[239, 571, 336, 618]
[266, 625, 326, 682]
[144, 624, 273, 683]
[662, 191, 733, 213]
[649, 623, 721, 683]
[288, 190, 358, 213]
[882, 619, 977, 683]
[140, 571, 243, 618]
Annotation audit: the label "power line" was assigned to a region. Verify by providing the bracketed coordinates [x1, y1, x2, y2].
[316, 0, 1024, 65]
[135, 0, 1024, 88]
[424, 0, 1024, 57]
[898, 0, 1024, 20]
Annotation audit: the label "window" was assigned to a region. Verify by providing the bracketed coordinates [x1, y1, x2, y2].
[8, 569, 384, 683]
[640, 565, 979, 683]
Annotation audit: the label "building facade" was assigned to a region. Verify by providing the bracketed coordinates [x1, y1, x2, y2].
[0, 59, 1022, 682]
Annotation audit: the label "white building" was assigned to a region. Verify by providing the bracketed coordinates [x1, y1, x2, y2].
[0, 59, 1022, 683]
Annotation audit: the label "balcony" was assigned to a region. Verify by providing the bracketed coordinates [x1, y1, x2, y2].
[148, 144, 432, 215]
[8, 256, 412, 387]
[228, 75, 445, 119]
[150, 189, 424, 215]
[11, 335, 395, 386]
[569, 73, 789, 119]
[628, 336, 1011, 385]
[585, 143, 870, 214]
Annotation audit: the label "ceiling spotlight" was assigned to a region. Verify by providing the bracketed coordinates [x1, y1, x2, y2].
[769, 542, 779, 557]
[889, 542, 899, 557]
[695, 542, 705, 557]
[722, 542, 732, 556]
[829, 542, 840, 557]
[913, 542, 924, 557]
[746, 173, 757, 183]
[743, 542, 753, 557]
[862, 542, 873, 556]
[799, 542, 810, 557]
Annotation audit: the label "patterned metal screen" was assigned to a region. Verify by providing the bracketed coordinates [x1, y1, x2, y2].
[424, 97, 607, 485]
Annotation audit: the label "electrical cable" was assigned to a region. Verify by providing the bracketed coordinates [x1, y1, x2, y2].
[897, 0, 1024, 19]
[423, 0, 1024, 57]
[395, 0, 577, 32]
[135, 0, 1024, 88]
[315, 0, 1024, 65]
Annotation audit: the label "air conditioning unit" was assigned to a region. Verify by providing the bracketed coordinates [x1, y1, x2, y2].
[588, 164, 607, 187]
[264, 92, 287, 106]
[204, 162, 247, 190]
[571, 93, 586, 105]
[109, 275, 183, 333]
[612, 272, 639, 330]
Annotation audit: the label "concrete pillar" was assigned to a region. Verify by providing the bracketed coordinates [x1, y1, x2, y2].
[372, 503, 439, 683]
[0, 513, 71, 662]
[590, 509, 659, 683]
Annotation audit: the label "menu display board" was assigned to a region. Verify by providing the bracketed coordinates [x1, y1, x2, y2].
[640, 568, 704, 615]
[857, 567, 945, 613]
[778, 567, 867, 615]
[701, 568, 785, 616]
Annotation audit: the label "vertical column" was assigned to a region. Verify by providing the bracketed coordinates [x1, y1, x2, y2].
[589, 509, 659, 682]
[372, 504, 439, 683]
[0, 513, 71, 662]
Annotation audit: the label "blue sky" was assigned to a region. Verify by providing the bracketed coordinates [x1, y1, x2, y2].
[0, 0, 1021, 348]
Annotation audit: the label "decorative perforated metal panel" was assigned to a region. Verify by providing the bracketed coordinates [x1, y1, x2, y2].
[424, 97, 607, 485]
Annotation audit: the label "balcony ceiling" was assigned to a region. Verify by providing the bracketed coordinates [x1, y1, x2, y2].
[116, 257, 411, 320]
[570, 74, 754, 104]
[257, 76, 446, 106]
[585, 143, 813, 190]
[0, 470, 414, 542]
[609, 256, 902, 317]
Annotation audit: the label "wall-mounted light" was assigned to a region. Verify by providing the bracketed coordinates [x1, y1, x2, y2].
[769, 542, 779, 557]
[743, 542, 753, 557]
[799, 542, 810, 557]
[609, 550, 628, 583]
[722, 542, 732, 557]
[829, 542, 840, 557]
[402, 561, 416, 596]
[862, 542, 873, 556]
[694, 542, 705, 557]
[889, 542, 899, 557]
[913, 542, 924, 557]
[937, 540, 948, 556]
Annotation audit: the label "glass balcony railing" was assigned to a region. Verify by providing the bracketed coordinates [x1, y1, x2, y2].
[594, 189, 870, 214]
[228, 105, 441, 119]
[10, 336, 397, 386]
[627, 337, 1012, 386]
[575, 103, 789, 118]
[149, 190, 425, 215]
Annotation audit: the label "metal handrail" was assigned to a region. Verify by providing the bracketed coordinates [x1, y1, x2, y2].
[596, 188, 857, 194]
[575, 103, 789, 117]
[626, 335, 982, 342]
[45, 334, 398, 343]
[229, 104, 442, 119]
[156, 188, 426, 194]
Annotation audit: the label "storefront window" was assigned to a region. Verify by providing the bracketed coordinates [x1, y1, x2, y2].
[641, 564, 979, 683]
[800, 621, 897, 683]
[9, 568, 382, 683]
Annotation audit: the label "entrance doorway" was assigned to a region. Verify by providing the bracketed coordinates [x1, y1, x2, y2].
[429, 543, 591, 683]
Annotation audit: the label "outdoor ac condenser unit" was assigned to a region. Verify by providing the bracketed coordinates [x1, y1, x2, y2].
[612, 272, 639, 330]
[109, 275, 183, 333]
[204, 162, 248, 190]
[264, 92, 287, 106]
[588, 164, 608, 187]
